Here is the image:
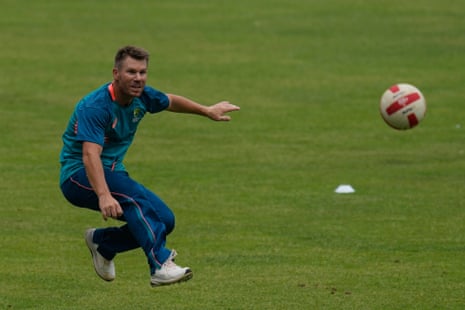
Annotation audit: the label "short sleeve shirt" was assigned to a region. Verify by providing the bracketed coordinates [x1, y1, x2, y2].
[59, 83, 169, 185]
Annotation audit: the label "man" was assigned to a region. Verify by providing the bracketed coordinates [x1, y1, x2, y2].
[59, 45, 240, 287]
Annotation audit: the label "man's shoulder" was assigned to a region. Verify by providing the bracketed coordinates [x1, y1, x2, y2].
[139, 85, 170, 113]
[79, 83, 112, 109]
[74, 84, 114, 124]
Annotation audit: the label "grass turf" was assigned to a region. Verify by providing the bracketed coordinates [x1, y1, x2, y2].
[1, 0, 465, 308]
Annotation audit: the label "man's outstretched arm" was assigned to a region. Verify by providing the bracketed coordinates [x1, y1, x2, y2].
[166, 94, 240, 121]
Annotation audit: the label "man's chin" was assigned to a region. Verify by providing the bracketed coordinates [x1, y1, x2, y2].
[130, 89, 143, 97]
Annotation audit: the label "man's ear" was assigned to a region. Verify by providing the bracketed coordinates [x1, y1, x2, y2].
[112, 68, 118, 80]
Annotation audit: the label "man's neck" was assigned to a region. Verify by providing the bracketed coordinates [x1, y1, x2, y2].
[110, 82, 133, 107]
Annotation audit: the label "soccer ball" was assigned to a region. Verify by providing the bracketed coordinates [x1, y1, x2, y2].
[380, 83, 426, 130]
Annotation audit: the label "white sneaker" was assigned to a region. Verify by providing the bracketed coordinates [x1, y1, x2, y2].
[85, 228, 115, 281]
[150, 250, 193, 287]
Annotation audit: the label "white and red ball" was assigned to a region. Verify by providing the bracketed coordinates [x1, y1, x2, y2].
[380, 83, 426, 130]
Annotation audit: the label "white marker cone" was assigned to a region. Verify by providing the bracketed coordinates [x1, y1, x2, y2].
[335, 184, 355, 194]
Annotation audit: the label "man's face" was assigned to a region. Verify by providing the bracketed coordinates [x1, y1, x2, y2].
[113, 56, 147, 98]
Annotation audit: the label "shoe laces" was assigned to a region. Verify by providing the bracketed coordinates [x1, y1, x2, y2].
[169, 250, 177, 261]
[164, 250, 178, 268]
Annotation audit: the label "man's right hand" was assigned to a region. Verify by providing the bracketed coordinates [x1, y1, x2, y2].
[98, 193, 124, 220]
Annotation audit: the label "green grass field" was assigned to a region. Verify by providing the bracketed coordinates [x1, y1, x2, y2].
[1, 0, 465, 308]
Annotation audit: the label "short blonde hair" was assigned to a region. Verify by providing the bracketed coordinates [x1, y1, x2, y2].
[114, 45, 149, 69]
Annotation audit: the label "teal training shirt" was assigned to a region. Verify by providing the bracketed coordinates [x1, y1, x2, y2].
[59, 83, 169, 185]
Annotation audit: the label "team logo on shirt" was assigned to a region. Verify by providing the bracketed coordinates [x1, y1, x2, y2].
[132, 108, 142, 123]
